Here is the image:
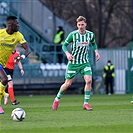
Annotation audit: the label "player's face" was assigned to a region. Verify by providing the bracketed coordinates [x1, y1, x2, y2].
[11, 19, 19, 32]
[77, 20, 87, 34]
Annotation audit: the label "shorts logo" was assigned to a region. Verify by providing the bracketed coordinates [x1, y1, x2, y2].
[84, 67, 91, 72]
[7, 75, 12, 80]
[67, 70, 76, 73]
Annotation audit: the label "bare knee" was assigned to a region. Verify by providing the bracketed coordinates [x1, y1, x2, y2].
[0, 70, 8, 85]
[1, 77, 8, 86]
[63, 80, 73, 88]
[65, 82, 72, 88]
[86, 79, 92, 85]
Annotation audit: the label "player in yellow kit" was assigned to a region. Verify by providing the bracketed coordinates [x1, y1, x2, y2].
[0, 16, 30, 114]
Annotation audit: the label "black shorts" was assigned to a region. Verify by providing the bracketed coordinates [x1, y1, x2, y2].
[4, 68, 14, 81]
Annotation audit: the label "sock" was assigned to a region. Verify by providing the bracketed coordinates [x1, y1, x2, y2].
[8, 87, 15, 102]
[3, 90, 6, 96]
[0, 82, 6, 90]
[0, 82, 6, 105]
[55, 90, 64, 101]
[84, 91, 91, 104]
[0, 89, 2, 105]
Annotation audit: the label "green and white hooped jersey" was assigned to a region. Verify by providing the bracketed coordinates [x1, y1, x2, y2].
[64, 30, 97, 64]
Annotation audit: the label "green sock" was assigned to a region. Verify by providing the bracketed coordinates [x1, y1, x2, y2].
[55, 90, 64, 101]
[84, 91, 91, 104]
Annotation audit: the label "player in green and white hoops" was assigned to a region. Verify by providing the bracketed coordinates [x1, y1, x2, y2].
[52, 16, 100, 111]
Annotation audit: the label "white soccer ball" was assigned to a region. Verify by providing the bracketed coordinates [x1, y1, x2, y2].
[11, 108, 26, 122]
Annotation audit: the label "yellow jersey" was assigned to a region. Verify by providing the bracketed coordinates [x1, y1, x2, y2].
[0, 28, 26, 67]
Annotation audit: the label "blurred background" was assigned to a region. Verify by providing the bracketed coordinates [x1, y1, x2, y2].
[0, 0, 132, 95]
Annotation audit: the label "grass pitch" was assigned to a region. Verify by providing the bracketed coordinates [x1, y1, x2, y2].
[0, 94, 133, 133]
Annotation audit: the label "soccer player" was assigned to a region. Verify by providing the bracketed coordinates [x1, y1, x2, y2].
[4, 49, 24, 105]
[52, 16, 100, 111]
[0, 16, 30, 114]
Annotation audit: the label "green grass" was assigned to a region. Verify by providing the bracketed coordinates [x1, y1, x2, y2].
[0, 94, 133, 133]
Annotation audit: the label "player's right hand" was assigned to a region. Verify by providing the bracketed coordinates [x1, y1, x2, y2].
[66, 52, 73, 61]
[68, 55, 73, 61]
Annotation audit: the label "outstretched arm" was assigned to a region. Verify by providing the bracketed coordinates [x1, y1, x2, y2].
[17, 61, 24, 76]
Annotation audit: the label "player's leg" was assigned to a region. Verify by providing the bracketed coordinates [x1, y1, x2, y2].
[52, 78, 73, 110]
[52, 63, 76, 110]
[7, 80, 20, 105]
[0, 68, 8, 114]
[7, 81, 15, 104]
[81, 63, 92, 111]
[3, 90, 9, 105]
[83, 75, 92, 111]
[0, 82, 5, 114]
[4, 69, 19, 105]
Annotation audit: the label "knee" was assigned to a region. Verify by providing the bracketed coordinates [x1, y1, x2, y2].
[66, 82, 72, 88]
[65, 82, 72, 88]
[86, 79, 92, 85]
[1, 77, 8, 86]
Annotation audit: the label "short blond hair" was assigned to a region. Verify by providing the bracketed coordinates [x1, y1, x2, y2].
[76, 16, 86, 23]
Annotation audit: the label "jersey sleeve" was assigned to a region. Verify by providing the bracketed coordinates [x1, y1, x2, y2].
[17, 32, 27, 45]
[62, 32, 73, 52]
[90, 33, 98, 50]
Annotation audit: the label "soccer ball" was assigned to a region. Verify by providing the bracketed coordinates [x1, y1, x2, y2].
[11, 108, 26, 122]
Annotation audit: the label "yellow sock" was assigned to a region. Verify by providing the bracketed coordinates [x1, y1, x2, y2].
[0, 82, 6, 90]
[0, 88, 3, 105]
[2, 90, 6, 96]
[0, 82, 6, 105]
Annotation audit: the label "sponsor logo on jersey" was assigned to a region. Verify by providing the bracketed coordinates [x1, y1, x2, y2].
[76, 42, 89, 46]
[1, 43, 14, 47]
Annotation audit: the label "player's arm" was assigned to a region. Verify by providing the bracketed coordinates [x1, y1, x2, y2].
[16, 42, 30, 61]
[95, 50, 100, 61]
[91, 33, 100, 61]
[62, 32, 73, 61]
[90, 33, 98, 51]
[21, 42, 30, 57]
[17, 60, 24, 76]
[17, 33, 30, 60]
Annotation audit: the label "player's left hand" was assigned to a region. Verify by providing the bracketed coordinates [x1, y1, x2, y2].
[20, 69, 24, 76]
[95, 50, 100, 61]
